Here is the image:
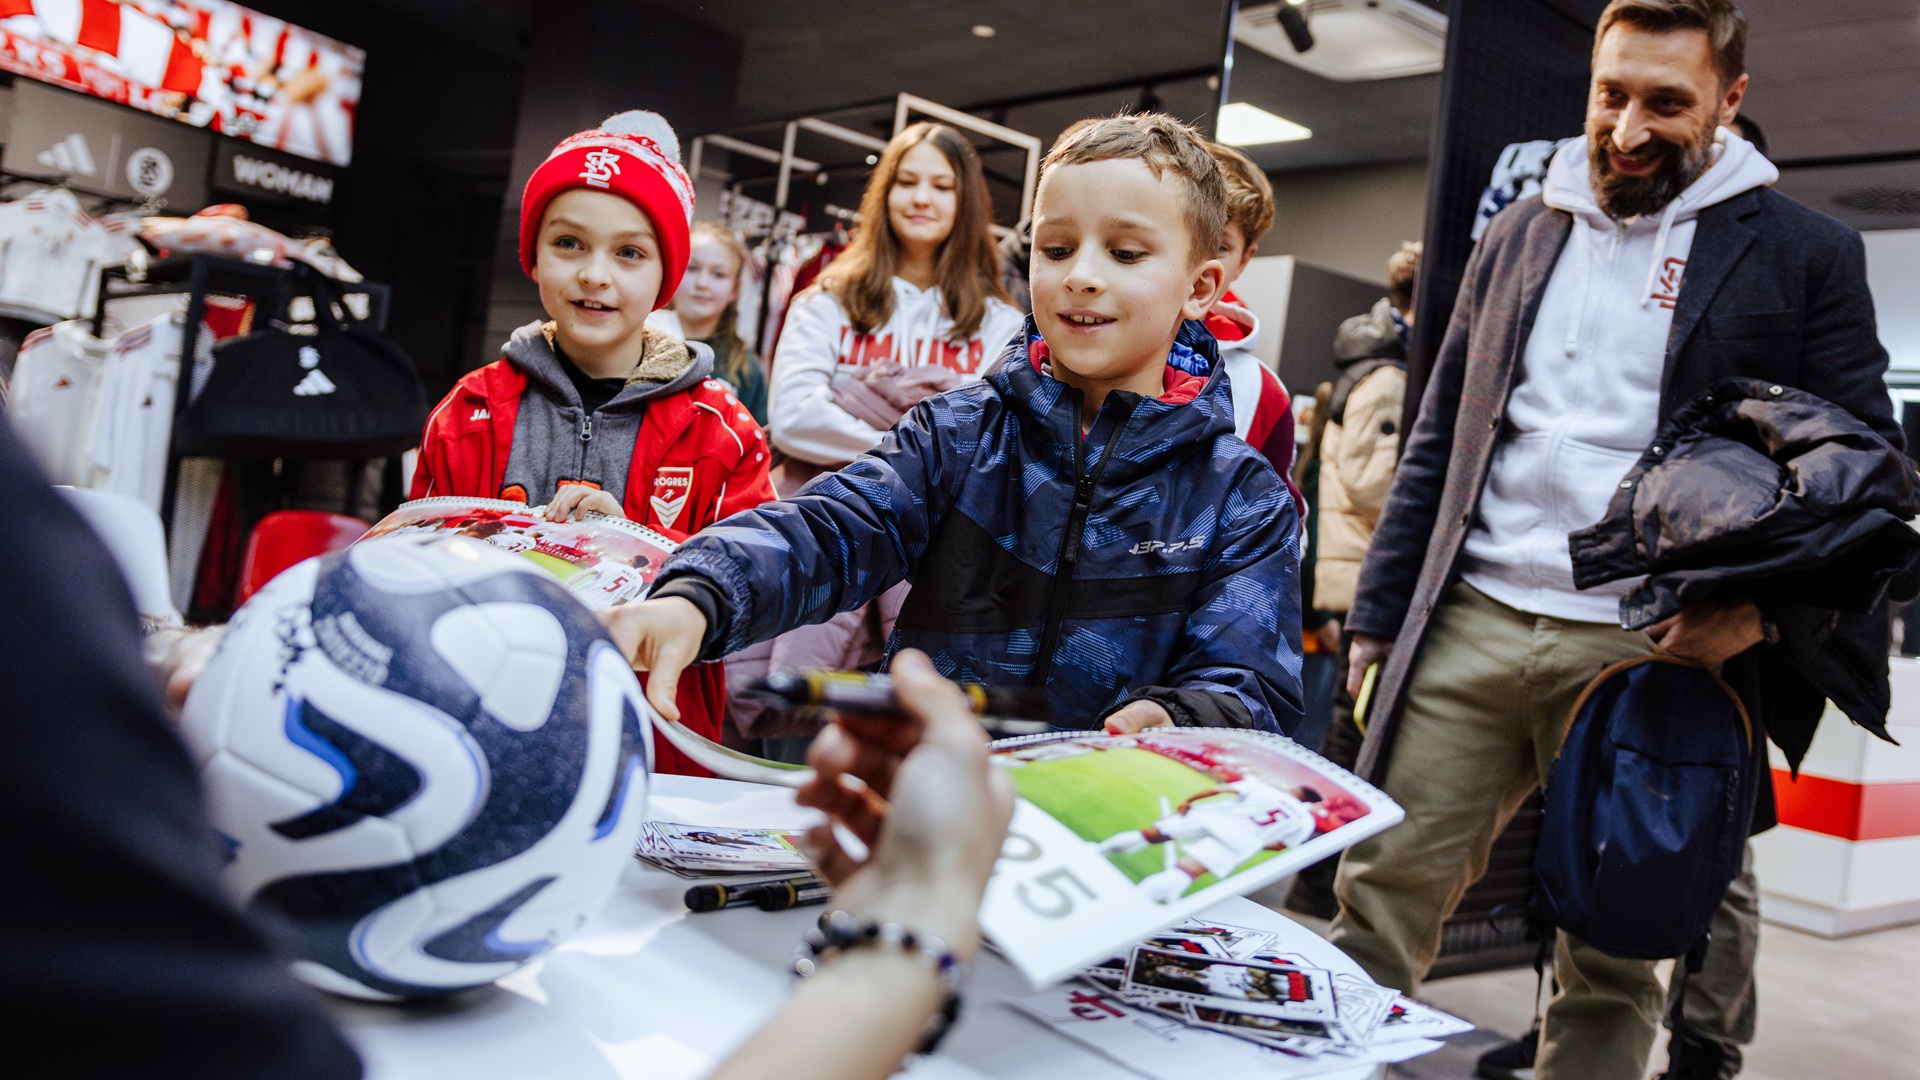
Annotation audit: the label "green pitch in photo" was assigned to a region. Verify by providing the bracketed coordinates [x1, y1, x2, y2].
[1002, 745, 1280, 896]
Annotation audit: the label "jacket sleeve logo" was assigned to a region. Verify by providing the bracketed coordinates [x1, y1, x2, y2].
[1130, 537, 1206, 555]
[648, 466, 694, 530]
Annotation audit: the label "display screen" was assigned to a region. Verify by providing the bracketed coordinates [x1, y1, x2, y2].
[0, 0, 364, 166]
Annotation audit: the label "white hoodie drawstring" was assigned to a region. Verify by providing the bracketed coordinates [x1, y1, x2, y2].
[1564, 223, 1590, 357]
[1639, 198, 1684, 310]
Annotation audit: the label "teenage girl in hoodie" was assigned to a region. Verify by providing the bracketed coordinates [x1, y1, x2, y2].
[409, 111, 775, 774]
[768, 121, 1026, 473]
[750, 123, 1024, 731]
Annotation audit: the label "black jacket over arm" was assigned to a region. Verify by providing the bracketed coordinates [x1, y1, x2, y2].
[1348, 187, 1900, 790]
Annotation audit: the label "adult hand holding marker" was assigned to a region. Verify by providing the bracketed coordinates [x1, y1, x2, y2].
[708, 650, 1015, 1080]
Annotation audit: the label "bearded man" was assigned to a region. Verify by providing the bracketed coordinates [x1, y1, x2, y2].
[1326, 3, 1901, 1079]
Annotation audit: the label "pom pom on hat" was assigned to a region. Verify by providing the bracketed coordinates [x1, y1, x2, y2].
[599, 110, 680, 163]
[518, 110, 696, 310]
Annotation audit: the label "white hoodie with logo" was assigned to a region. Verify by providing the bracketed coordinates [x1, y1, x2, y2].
[1459, 128, 1778, 624]
[768, 278, 1025, 467]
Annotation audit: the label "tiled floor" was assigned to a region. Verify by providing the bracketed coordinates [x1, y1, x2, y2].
[1394, 918, 1920, 1079]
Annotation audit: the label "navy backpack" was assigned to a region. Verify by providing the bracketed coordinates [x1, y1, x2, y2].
[1534, 654, 1757, 963]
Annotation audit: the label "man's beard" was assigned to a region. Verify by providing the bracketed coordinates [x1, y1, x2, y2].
[1588, 124, 1714, 221]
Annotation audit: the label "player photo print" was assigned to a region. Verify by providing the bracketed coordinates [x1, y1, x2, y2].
[1122, 947, 1339, 1022]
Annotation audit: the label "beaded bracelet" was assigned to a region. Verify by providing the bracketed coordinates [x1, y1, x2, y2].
[793, 910, 967, 1055]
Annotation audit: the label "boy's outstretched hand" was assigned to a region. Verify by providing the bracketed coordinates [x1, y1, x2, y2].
[598, 597, 707, 720]
[547, 485, 625, 522]
[1104, 699, 1174, 735]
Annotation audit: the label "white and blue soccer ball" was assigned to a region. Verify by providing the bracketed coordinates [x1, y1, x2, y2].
[179, 533, 653, 1000]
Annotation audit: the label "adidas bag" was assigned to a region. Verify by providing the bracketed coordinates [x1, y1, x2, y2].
[181, 274, 426, 458]
[1533, 654, 1757, 961]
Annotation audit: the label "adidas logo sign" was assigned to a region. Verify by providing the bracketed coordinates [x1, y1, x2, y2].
[293, 369, 337, 396]
[36, 134, 97, 177]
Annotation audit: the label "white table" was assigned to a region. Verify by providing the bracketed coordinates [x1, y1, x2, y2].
[330, 776, 1380, 1080]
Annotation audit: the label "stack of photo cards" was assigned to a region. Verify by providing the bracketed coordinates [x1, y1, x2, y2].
[1010, 915, 1471, 1078]
[633, 822, 811, 879]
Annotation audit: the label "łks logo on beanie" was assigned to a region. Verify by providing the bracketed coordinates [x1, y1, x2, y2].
[581, 148, 623, 189]
[649, 467, 693, 530]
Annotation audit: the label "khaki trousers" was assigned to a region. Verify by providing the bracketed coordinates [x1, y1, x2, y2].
[1329, 582, 1662, 1080]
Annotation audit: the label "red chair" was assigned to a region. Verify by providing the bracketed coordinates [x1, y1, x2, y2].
[236, 510, 371, 605]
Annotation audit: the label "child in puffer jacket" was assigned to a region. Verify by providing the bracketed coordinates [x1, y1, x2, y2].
[601, 114, 1303, 739]
[410, 111, 773, 774]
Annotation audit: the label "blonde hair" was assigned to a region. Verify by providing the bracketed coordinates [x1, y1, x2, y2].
[1042, 113, 1227, 263]
[1206, 142, 1274, 245]
[685, 222, 756, 389]
[821, 122, 1007, 340]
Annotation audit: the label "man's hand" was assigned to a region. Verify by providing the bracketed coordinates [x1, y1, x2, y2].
[1104, 699, 1175, 735]
[1315, 618, 1343, 656]
[1647, 599, 1765, 668]
[547, 485, 625, 522]
[597, 597, 706, 720]
[1347, 632, 1391, 699]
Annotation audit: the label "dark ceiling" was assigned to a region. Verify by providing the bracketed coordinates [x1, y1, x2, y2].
[356, 0, 1920, 229]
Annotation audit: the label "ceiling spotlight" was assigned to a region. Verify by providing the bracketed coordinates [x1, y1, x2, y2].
[1216, 102, 1312, 146]
[865, 154, 878, 165]
[971, 24, 996, 38]
[1276, 4, 1313, 52]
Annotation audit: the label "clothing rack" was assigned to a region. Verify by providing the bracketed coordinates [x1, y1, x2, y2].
[103, 253, 393, 535]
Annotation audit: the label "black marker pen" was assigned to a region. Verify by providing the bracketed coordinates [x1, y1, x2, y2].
[748, 669, 1052, 737]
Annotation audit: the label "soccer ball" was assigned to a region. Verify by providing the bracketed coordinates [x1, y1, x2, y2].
[179, 533, 653, 1000]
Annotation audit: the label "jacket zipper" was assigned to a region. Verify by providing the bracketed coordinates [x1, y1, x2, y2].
[1032, 395, 1134, 689]
[578, 411, 594, 478]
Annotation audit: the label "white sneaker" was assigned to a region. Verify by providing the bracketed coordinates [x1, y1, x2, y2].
[1138, 869, 1193, 904]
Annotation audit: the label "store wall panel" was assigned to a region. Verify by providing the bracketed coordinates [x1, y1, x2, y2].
[1262, 160, 1430, 287]
[1405, 0, 1603, 427]
[1753, 827, 1851, 909]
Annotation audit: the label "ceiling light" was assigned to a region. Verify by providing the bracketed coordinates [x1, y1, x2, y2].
[971, 24, 996, 38]
[1216, 102, 1312, 145]
[1236, 0, 1446, 82]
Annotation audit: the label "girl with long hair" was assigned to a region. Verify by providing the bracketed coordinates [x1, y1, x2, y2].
[768, 121, 1024, 470]
[651, 222, 769, 424]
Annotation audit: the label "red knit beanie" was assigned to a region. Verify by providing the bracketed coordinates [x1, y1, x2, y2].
[518, 111, 695, 310]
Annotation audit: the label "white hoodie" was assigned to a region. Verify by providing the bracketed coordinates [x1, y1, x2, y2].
[1460, 128, 1778, 624]
[768, 278, 1026, 466]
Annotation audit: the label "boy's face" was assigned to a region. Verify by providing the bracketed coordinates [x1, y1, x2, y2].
[1217, 221, 1257, 294]
[1030, 159, 1225, 395]
[533, 188, 664, 372]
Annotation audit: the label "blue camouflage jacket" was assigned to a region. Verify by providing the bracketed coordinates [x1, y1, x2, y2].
[658, 319, 1305, 734]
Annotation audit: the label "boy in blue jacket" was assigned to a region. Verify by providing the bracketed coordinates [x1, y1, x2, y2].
[604, 114, 1303, 736]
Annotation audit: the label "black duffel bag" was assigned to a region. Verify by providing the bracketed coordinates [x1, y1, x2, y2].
[181, 271, 426, 458]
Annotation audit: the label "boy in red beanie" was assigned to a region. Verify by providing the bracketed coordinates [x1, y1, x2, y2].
[411, 111, 774, 774]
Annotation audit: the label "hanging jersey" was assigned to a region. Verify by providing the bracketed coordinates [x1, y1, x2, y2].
[84, 314, 184, 512]
[7, 320, 112, 484]
[0, 189, 129, 324]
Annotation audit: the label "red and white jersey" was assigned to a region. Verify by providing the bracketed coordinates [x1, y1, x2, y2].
[7, 319, 111, 484]
[0, 188, 134, 324]
[82, 312, 181, 511]
[1157, 778, 1317, 879]
[767, 279, 1025, 466]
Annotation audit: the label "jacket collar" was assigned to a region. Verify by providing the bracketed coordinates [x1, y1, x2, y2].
[501, 321, 714, 413]
[987, 317, 1236, 481]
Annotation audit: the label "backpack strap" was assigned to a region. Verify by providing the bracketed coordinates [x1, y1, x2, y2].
[1327, 358, 1406, 425]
